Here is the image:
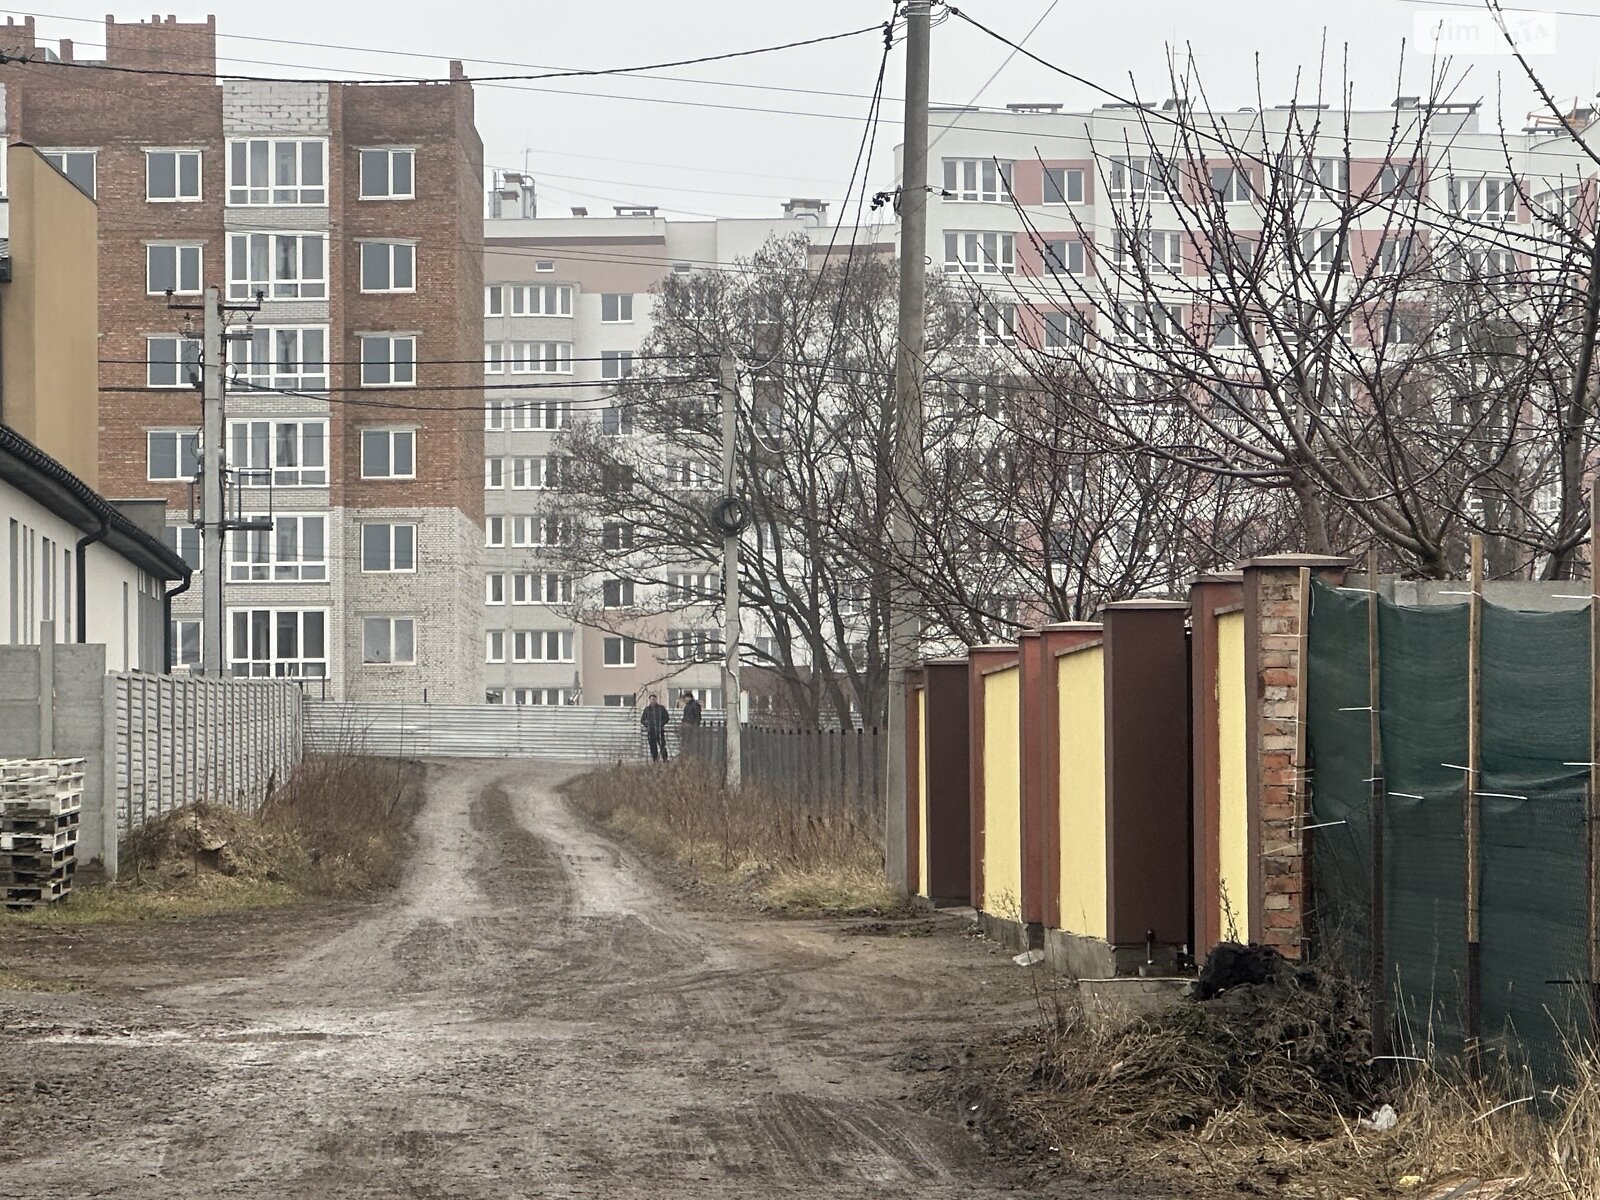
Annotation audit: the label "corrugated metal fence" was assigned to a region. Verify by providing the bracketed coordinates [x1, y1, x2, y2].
[110, 672, 303, 835]
[678, 721, 884, 821]
[303, 701, 662, 761]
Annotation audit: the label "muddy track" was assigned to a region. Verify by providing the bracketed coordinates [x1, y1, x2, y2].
[0, 760, 1141, 1198]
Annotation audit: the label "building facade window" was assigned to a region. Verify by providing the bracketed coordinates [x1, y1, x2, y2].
[601, 578, 635, 608]
[1107, 155, 1170, 200]
[228, 232, 327, 301]
[486, 630, 506, 663]
[486, 573, 506, 604]
[509, 342, 573, 374]
[600, 350, 634, 380]
[361, 523, 416, 572]
[232, 326, 329, 392]
[146, 243, 203, 295]
[362, 617, 416, 665]
[169, 618, 201, 670]
[227, 138, 327, 206]
[602, 635, 636, 666]
[602, 405, 633, 436]
[1044, 310, 1086, 348]
[360, 428, 416, 479]
[944, 231, 1014, 274]
[666, 571, 718, 603]
[360, 334, 417, 386]
[485, 516, 505, 547]
[512, 572, 572, 604]
[228, 514, 327, 582]
[485, 343, 506, 374]
[508, 284, 572, 316]
[162, 525, 201, 571]
[511, 400, 569, 430]
[228, 607, 327, 677]
[666, 629, 723, 663]
[1043, 166, 1084, 204]
[602, 521, 634, 550]
[514, 630, 574, 663]
[1208, 166, 1253, 203]
[146, 149, 202, 202]
[147, 336, 201, 388]
[147, 429, 199, 481]
[41, 150, 96, 198]
[1041, 238, 1084, 275]
[942, 158, 1012, 202]
[227, 418, 329, 487]
[359, 241, 416, 293]
[601, 293, 634, 323]
[511, 456, 563, 490]
[485, 286, 504, 316]
[359, 147, 415, 200]
[485, 457, 505, 489]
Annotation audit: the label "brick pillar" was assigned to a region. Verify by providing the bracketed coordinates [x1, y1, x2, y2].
[1242, 555, 1349, 959]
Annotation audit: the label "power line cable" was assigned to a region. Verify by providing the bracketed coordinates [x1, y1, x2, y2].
[0, 24, 886, 86]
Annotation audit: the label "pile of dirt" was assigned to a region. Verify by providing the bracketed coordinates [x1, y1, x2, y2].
[1028, 943, 1378, 1138]
[120, 803, 306, 888]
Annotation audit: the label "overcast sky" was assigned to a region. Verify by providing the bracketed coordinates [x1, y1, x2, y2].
[11, 1, 1600, 220]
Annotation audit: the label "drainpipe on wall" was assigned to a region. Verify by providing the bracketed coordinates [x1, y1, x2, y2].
[74, 514, 110, 643]
[162, 568, 193, 674]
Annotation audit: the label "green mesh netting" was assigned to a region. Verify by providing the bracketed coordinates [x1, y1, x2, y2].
[1306, 583, 1595, 1080]
[1305, 581, 1378, 978]
[1377, 599, 1468, 1061]
[1479, 602, 1591, 1079]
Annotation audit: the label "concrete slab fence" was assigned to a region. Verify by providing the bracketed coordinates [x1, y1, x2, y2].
[0, 630, 302, 878]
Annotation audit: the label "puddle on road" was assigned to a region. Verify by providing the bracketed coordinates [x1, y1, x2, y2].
[28, 1025, 378, 1047]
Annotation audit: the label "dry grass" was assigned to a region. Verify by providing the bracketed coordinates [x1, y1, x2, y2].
[1003, 965, 1600, 1199]
[3, 755, 419, 926]
[565, 759, 902, 914]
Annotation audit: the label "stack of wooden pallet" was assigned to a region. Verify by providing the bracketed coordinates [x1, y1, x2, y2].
[0, 759, 82, 909]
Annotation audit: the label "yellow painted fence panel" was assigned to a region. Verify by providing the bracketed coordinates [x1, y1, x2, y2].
[981, 666, 1023, 918]
[1216, 610, 1250, 942]
[1056, 647, 1107, 940]
[917, 688, 930, 898]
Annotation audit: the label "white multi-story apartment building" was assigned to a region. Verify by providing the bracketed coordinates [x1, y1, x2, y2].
[908, 98, 1597, 353]
[482, 178, 831, 709]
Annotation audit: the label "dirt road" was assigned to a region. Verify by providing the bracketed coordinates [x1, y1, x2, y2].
[0, 760, 1114, 1198]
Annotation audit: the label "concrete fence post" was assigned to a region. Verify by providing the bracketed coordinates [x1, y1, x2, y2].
[38, 622, 55, 755]
[100, 674, 120, 877]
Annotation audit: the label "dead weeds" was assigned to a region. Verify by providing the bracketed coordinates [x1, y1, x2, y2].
[4, 755, 420, 927]
[982, 949, 1600, 1199]
[565, 759, 904, 915]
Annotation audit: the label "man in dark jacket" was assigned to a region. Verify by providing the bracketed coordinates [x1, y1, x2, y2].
[682, 694, 703, 727]
[641, 693, 670, 762]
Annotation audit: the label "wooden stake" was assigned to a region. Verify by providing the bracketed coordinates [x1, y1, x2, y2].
[1367, 547, 1388, 1056]
[1589, 483, 1600, 1038]
[1465, 534, 1484, 1075]
[1295, 566, 1315, 954]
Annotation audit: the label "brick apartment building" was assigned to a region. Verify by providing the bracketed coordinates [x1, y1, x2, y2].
[1, 14, 484, 700]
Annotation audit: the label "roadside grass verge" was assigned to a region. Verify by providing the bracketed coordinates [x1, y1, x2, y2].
[989, 959, 1600, 1199]
[1, 754, 420, 929]
[565, 759, 902, 915]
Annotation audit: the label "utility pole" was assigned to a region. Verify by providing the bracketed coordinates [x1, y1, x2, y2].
[884, 0, 931, 896]
[719, 353, 743, 791]
[170, 284, 263, 676]
[200, 286, 225, 675]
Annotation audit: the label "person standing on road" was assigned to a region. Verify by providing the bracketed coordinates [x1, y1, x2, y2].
[682, 694, 703, 727]
[641, 693, 670, 762]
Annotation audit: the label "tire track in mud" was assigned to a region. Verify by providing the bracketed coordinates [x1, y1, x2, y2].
[0, 760, 1112, 1199]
